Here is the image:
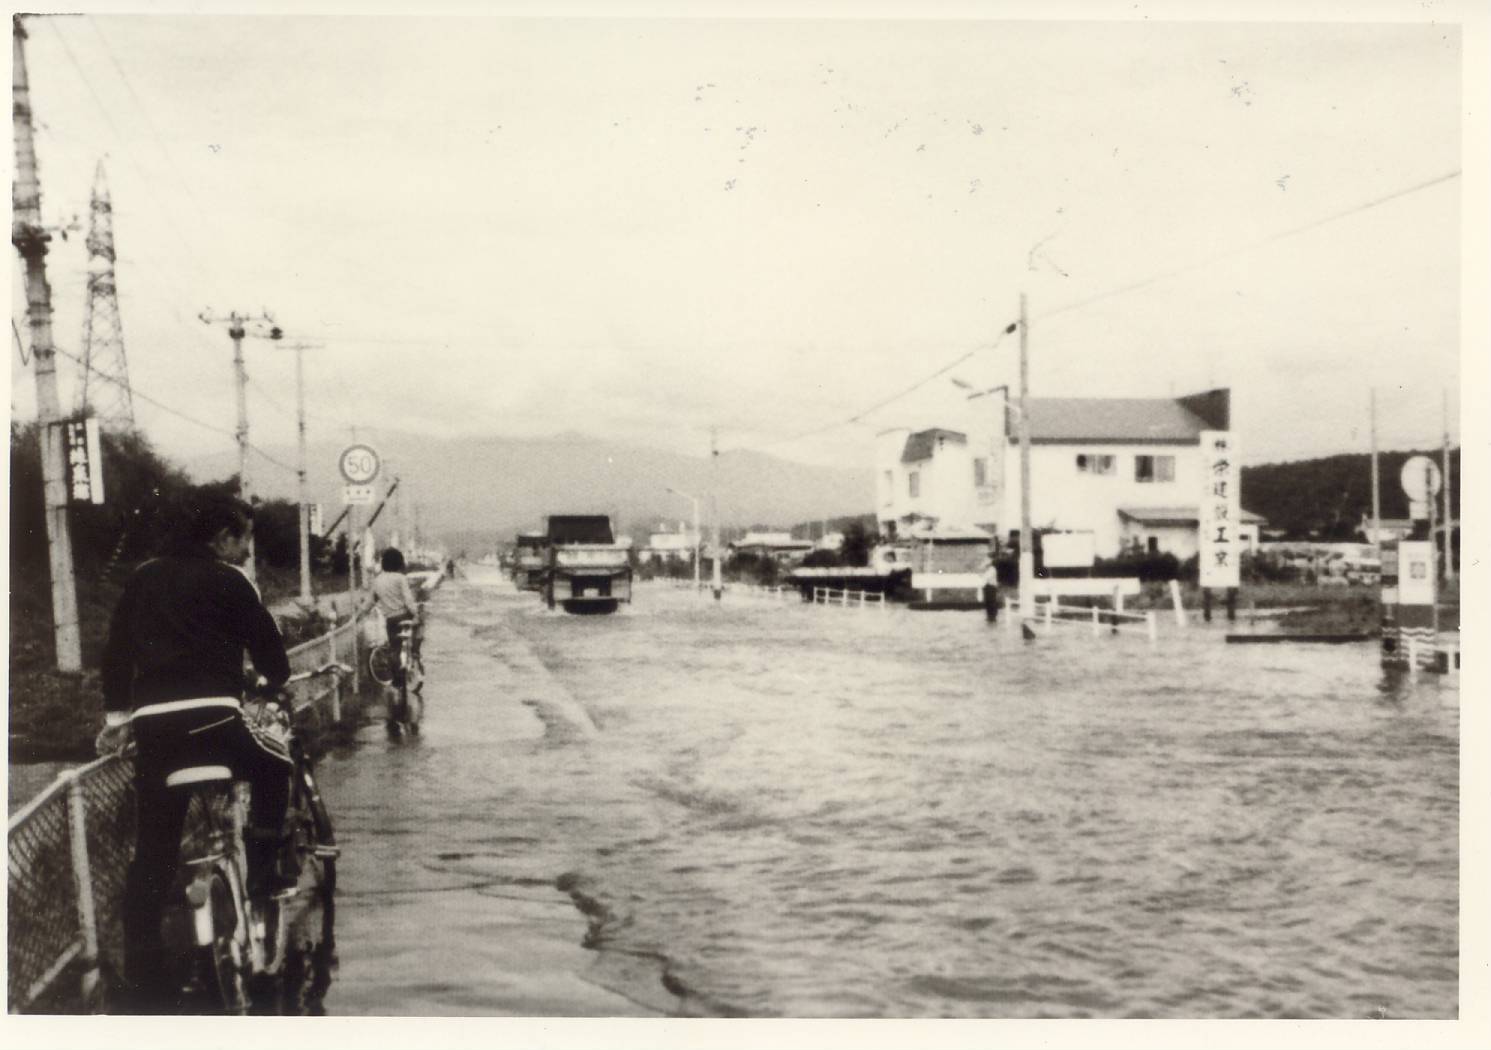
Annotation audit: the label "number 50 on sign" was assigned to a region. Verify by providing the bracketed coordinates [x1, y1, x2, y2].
[338, 444, 381, 485]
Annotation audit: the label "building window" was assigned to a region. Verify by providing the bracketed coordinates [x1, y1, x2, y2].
[1135, 455, 1175, 483]
[1076, 454, 1115, 475]
[908, 471, 920, 499]
[1147, 536, 1160, 554]
[973, 458, 987, 486]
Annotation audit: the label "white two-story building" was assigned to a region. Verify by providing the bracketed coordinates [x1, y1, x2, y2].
[875, 387, 1262, 561]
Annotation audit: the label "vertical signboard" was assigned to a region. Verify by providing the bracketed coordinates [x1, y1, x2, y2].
[1198, 430, 1240, 589]
[1388, 540, 1436, 669]
[1379, 539, 1399, 666]
[63, 418, 105, 504]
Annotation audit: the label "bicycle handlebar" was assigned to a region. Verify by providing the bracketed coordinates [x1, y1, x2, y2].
[284, 662, 354, 685]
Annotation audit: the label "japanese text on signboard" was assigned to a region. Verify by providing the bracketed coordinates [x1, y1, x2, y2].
[1198, 430, 1239, 588]
[64, 418, 105, 505]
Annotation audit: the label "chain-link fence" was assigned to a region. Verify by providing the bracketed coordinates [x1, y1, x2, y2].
[7, 615, 369, 1014]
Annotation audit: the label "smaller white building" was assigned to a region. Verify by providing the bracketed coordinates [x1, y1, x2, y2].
[729, 531, 815, 563]
[641, 522, 699, 564]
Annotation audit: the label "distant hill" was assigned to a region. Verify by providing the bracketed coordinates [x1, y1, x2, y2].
[186, 431, 874, 551]
[1241, 448, 1459, 540]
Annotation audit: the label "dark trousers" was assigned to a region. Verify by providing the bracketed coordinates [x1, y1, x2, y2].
[121, 702, 292, 1006]
[982, 584, 999, 622]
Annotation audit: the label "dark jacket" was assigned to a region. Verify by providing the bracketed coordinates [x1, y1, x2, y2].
[101, 547, 291, 714]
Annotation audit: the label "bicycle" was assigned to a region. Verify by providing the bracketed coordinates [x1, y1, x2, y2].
[156, 662, 347, 1013]
[369, 616, 424, 736]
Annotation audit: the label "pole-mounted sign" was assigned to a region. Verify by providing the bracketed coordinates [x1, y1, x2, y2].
[63, 417, 105, 504]
[339, 443, 380, 505]
[1198, 430, 1240, 589]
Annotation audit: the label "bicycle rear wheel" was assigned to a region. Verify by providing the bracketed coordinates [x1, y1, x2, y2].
[368, 644, 395, 685]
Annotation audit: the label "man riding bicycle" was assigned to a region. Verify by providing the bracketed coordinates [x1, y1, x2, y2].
[98, 493, 295, 1010]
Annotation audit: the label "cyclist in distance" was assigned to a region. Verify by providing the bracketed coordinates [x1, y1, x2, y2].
[98, 492, 294, 1010]
[359, 546, 422, 687]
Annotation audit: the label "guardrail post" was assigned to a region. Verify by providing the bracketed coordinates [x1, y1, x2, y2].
[1407, 635, 1420, 675]
[65, 772, 102, 1009]
[1147, 610, 1158, 645]
[1092, 606, 1101, 637]
[1044, 600, 1053, 631]
[842, 588, 850, 607]
[1170, 580, 1186, 627]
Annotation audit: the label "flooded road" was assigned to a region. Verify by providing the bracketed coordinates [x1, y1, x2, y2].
[315, 566, 1458, 1018]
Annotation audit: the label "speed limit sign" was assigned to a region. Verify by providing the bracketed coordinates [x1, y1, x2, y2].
[338, 444, 381, 485]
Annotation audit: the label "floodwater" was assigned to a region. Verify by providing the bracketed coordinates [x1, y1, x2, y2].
[313, 566, 1458, 1018]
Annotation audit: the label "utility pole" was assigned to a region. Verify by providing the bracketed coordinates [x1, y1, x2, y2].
[711, 427, 723, 601]
[12, 15, 82, 671]
[282, 341, 322, 602]
[1018, 293, 1033, 621]
[199, 309, 280, 586]
[1442, 388, 1455, 582]
[1369, 388, 1381, 566]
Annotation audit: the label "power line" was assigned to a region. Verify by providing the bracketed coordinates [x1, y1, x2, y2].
[45, 18, 212, 283]
[39, 339, 298, 474]
[728, 325, 1018, 454]
[1039, 170, 1461, 323]
[727, 169, 1459, 456]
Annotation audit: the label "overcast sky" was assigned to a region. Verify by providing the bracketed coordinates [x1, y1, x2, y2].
[8, 6, 1470, 479]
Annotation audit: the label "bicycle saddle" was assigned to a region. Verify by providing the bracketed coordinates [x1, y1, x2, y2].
[164, 765, 233, 788]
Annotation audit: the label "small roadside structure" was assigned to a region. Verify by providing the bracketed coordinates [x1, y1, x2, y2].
[729, 531, 815, 565]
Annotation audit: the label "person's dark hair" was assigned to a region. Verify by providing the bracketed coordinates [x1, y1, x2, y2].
[172, 492, 253, 552]
[381, 547, 406, 572]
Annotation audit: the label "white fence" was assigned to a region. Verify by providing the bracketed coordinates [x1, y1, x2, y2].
[811, 587, 887, 610]
[1011, 595, 1158, 643]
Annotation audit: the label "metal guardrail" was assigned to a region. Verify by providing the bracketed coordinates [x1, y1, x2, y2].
[7, 615, 365, 1014]
[811, 586, 887, 609]
[1012, 596, 1158, 643]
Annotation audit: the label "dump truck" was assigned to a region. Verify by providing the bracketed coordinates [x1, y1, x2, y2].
[542, 515, 633, 614]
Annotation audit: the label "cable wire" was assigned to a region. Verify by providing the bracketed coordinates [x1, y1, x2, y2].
[40, 339, 298, 474]
[1038, 170, 1461, 324]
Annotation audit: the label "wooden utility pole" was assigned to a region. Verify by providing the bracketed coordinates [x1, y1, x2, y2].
[12, 15, 82, 671]
[1018, 294, 1034, 622]
[1369, 388, 1381, 565]
[200, 309, 280, 586]
[1442, 388, 1455, 581]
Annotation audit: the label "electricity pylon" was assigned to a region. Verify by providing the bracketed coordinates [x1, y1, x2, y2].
[76, 160, 135, 428]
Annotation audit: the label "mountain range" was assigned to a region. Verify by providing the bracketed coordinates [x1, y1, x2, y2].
[186, 430, 875, 550]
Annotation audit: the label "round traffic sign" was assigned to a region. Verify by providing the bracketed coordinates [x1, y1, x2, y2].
[1399, 455, 1442, 502]
[338, 443, 381, 485]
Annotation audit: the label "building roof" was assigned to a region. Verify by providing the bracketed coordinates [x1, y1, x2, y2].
[901, 428, 967, 463]
[733, 531, 813, 549]
[1118, 505, 1267, 526]
[1010, 391, 1227, 444]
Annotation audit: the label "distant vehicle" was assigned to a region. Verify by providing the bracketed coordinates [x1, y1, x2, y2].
[511, 532, 548, 591]
[542, 515, 633, 615]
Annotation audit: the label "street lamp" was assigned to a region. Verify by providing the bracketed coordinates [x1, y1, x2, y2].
[665, 486, 702, 590]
